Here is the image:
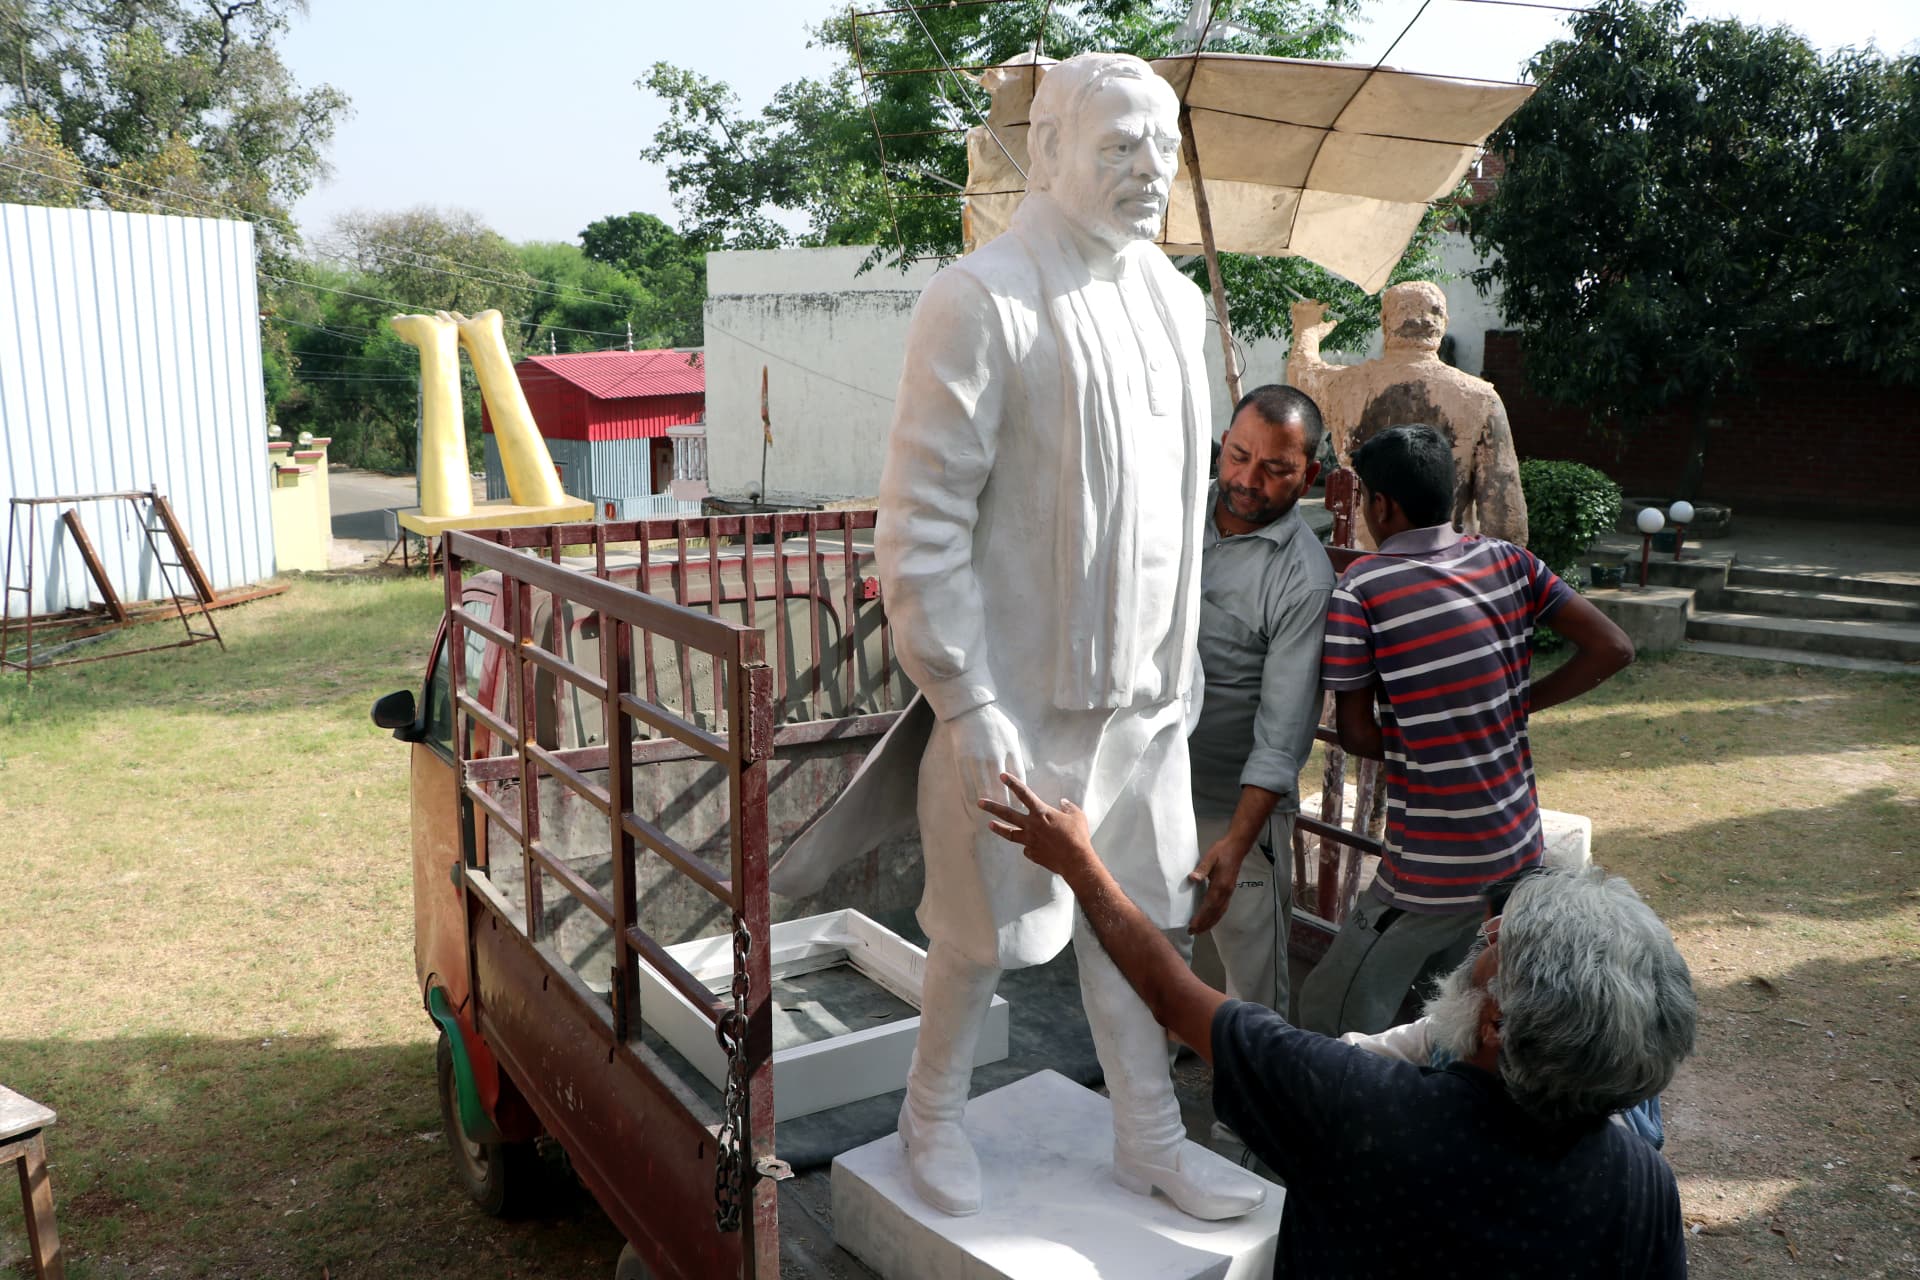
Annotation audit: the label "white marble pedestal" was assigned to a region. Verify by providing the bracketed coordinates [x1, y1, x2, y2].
[831, 1071, 1284, 1280]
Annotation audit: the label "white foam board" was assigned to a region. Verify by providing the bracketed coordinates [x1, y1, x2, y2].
[637, 908, 1010, 1121]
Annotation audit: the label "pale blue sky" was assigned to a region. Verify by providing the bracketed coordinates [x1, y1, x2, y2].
[281, 0, 1920, 247]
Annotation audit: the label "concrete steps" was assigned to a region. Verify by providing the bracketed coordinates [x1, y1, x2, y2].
[1719, 585, 1920, 624]
[1725, 564, 1920, 605]
[1685, 609, 1920, 665]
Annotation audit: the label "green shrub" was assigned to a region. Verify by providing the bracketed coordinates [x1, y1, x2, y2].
[1520, 459, 1622, 576]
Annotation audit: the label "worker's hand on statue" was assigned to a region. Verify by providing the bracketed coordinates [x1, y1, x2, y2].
[950, 702, 1026, 813]
[1187, 834, 1252, 935]
[979, 774, 1094, 877]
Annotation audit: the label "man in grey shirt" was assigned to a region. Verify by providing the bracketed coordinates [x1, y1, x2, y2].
[1188, 385, 1336, 1018]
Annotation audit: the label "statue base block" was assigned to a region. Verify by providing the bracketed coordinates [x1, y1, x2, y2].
[396, 497, 595, 536]
[831, 1070, 1283, 1280]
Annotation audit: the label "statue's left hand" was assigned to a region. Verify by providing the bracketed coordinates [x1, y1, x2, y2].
[979, 773, 1094, 877]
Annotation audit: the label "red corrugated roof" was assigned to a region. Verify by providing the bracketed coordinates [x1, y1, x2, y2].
[515, 349, 705, 401]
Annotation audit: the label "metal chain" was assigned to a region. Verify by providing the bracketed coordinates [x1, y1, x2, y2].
[712, 915, 753, 1231]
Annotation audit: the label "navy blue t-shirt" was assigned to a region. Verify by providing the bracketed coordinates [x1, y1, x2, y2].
[1211, 1000, 1685, 1278]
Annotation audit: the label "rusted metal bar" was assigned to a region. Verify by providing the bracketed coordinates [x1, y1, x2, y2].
[621, 924, 729, 1023]
[638, 534, 660, 707]
[707, 522, 724, 725]
[841, 520, 857, 713]
[463, 710, 902, 781]
[620, 809, 732, 905]
[528, 837, 615, 929]
[604, 605, 639, 1041]
[525, 740, 611, 815]
[456, 690, 519, 750]
[675, 521, 696, 716]
[617, 692, 730, 763]
[449, 531, 741, 654]
[772, 515, 790, 716]
[511, 578, 543, 939]
[59, 508, 129, 623]
[146, 491, 217, 605]
[806, 515, 822, 716]
[465, 779, 523, 847]
[734, 642, 778, 1273]
[518, 641, 609, 707]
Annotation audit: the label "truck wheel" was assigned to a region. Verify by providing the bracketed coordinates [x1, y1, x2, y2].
[436, 1031, 538, 1216]
[614, 1244, 655, 1280]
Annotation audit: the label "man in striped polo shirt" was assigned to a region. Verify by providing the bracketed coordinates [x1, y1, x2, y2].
[1298, 424, 1634, 1037]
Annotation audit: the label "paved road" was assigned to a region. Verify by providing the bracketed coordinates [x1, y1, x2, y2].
[326, 468, 485, 565]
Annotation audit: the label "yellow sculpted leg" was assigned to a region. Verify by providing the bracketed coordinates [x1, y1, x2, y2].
[450, 309, 568, 510]
[389, 313, 473, 519]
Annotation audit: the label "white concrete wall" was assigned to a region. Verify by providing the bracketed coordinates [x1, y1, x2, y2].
[704, 246, 1292, 504]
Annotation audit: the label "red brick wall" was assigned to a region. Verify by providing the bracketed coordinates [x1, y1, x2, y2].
[1482, 332, 1920, 520]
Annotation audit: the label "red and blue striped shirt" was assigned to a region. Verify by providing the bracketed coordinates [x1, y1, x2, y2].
[1321, 526, 1574, 913]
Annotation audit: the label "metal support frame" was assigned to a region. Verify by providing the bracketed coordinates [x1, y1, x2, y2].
[1, 490, 226, 680]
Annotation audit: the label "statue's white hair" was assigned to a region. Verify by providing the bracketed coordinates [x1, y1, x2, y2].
[1492, 868, 1697, 1124]
[1026, 52, 1174, 193]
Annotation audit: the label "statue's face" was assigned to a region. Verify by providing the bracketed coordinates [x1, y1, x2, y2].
[1382, 285, 1447, 352]
[1050, 77, 1181, 252]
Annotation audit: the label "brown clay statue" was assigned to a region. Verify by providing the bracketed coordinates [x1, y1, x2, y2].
[1287, 283, 1527, 549]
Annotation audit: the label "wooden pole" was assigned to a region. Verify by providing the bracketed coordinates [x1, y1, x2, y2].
[1179, 105, 1241, 405]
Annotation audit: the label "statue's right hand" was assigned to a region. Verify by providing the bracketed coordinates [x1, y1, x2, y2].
[948, 702, 1027, 818]
[1289, 299, 1332, 339]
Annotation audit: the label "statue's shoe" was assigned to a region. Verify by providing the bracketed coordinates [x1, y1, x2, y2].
[1113, 1145, 1266, 1221]
[897, 1099, 982, 1217]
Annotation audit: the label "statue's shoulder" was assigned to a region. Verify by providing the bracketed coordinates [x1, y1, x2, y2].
[939, 232, 1042, 301]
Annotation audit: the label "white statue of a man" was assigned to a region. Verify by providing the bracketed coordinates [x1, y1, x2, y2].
[875, 51, 1265, 1222]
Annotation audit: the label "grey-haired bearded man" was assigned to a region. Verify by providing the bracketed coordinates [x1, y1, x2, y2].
[986, 771, 1695, 1278]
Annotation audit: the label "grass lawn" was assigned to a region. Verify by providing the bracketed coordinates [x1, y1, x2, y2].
[0, 573, 1915, 1276]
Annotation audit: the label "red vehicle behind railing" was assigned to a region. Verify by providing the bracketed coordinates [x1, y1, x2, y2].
[371, 503, 1385, 1278]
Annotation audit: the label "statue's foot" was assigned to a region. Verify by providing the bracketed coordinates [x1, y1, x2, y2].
[897, 1098, 981, 1217]
[387, 311, 456, 349]
[1113, 1144, 1265, 1221]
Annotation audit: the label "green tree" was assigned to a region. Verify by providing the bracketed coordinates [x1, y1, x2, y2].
[578, 210, 707, 346]
[639, 1, 1445, 353]
[1466, 0, 1916, 498]
[0, 0, 347, 252]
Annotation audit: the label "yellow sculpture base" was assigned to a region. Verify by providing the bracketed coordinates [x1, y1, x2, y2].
[397, 497, 595, 537]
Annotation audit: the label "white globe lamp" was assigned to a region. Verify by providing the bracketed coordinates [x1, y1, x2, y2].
[1635, 506, 1665, 535]
[1668, 500, 1695, 526]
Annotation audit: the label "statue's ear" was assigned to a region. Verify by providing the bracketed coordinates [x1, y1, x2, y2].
[1030, 122, 1058, 188]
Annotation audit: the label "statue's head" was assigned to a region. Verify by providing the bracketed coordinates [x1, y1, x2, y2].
[1381, 281, 1448, 352]
[1027, 52, 1181, 253]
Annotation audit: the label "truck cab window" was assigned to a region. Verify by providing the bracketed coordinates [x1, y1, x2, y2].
[424, 599, 495, 760]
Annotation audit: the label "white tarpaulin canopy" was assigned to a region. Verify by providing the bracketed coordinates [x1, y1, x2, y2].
[964, 53, 1534, 293]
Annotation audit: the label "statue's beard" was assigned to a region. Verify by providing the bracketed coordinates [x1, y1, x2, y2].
[1053, 169, 1165, 250]
[1422, 948, 1488, 1063]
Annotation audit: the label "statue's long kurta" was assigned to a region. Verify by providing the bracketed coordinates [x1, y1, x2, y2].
[877, 194, 1212, 971]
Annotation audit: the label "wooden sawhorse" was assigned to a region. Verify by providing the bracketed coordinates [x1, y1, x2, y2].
[0, 1086, 62, 1279]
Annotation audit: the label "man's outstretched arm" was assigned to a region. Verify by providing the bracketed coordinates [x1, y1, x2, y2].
[1530, 592, 1634, 714]
[981, 774, 1228, 1061]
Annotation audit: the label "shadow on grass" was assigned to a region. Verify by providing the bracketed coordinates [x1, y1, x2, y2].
[1592, 784, 1920, 928]
[0, 1033, 622, 1279]
[1664, 950, 1920, 1278]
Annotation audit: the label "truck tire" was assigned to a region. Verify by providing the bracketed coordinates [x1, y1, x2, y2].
[614, 1244, 655, 1280]
[435, 1031, 539, 1216]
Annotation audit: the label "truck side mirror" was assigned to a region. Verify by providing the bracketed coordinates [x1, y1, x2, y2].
[372, 689, 422, 741]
